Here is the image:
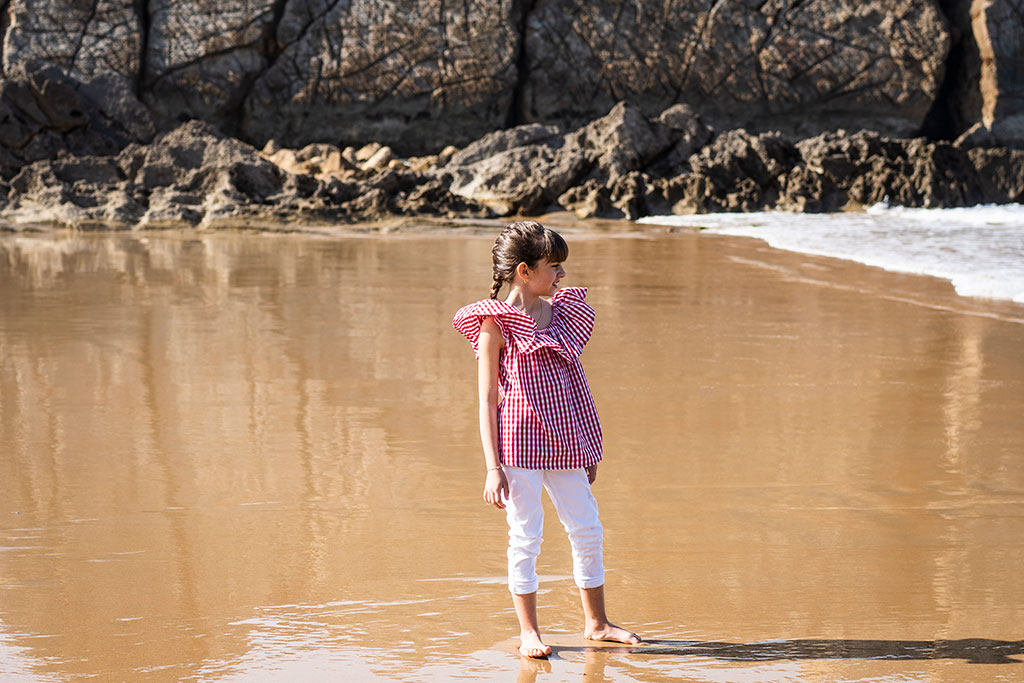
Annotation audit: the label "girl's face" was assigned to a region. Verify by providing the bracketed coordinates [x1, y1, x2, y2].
[525, 258, 566, 296]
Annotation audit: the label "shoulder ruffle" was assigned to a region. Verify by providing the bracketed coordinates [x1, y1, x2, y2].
[452, 293, 590, 361]
[550, 287, 595, 356]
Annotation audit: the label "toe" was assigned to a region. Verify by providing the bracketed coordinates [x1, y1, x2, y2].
[519, 644, 550, 659]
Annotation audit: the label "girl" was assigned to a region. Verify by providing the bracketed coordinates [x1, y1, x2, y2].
[452, 221, 641, 658]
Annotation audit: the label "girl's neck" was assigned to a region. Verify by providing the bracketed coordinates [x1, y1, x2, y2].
[505, 285, 543, 316]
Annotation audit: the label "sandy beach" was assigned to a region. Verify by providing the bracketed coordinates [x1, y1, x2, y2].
[1, 225, 1022, 681]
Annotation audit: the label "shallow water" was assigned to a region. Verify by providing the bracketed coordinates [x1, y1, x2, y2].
[1, 228, 1023, 682]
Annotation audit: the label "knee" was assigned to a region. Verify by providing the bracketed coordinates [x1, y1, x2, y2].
[567, 523, 603, 551]
[508, 530, 543, 558]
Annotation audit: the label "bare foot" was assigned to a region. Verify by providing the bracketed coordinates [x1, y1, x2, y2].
[519, 631, 552, 658]
[584, 622, 641, 644]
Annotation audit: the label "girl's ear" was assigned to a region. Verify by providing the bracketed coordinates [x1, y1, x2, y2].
[515, 262, 530, 280]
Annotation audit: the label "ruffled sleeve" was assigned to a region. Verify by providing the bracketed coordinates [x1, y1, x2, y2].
[452, 297, 579, 361]
[550, 287, 595, 357]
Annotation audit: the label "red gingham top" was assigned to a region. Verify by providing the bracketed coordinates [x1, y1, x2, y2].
[452, 287, 602, 470]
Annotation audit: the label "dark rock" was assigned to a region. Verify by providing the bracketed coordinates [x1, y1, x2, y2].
[52, 157, 125, 186]
[77, 74, 157, 148]
[346, 187, 390, 218]
[2, 0, 139, 87]
[314, 177, 362, 206]
[558, 180, 613, 220]
[560, 170, 654, 221]
[608, 171, 648, 220]
[2, 81, 1021, 229]
[390, 174, 491, 218]
[0, 65, 154, 180]
[956, 119, 1024, 150]
[776, 166, 841, 213]
[444, 101, 675, 217]
[1, 116, 489, 227]
[674, 130, 800, 213]
[523, 1, 949, 138]
[562, 101, 674, 186]
[238, 0, 521, 153]
[29, 70, 90, 133]
[437, 100, 1024, 220]
[941, 0, 1024, 147]
[446, 142, 563, 215]
[641, 175, 690, 216]
[5, 120, 288, 227]
[142, 0, 271, 134]
[791, 131, 986, 210]
[7, 155, 138, 226]
[649, 104, 715, 178]
[2, 0, 1023, 155]
[969, 147, 1024, 203]
[447, 124, 562, 167]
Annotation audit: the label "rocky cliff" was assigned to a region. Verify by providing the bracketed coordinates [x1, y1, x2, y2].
[0, 0, 1021, 228]
[2, 0, 1021, 154]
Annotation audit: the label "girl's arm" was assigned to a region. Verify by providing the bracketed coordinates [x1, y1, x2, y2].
[477, 316, 508, 509]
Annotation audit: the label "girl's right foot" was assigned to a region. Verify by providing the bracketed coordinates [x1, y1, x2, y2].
[519, 631, 552, 658]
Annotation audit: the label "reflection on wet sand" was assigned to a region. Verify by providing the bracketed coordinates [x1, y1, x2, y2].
[942, 317, 985, 467]
[1, 231, 1023, 681]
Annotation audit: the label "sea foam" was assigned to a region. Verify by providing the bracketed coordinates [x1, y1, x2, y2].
[639, 204, 1024, 303]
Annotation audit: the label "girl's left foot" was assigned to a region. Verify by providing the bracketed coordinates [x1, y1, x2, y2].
[584, 622, 641, 644]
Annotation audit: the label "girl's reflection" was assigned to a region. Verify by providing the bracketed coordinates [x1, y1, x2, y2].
[515, 647, 610, 683]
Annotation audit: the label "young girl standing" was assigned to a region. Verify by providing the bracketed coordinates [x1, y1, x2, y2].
[453, 221, 641, 658]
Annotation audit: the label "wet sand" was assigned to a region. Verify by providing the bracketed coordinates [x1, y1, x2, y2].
[1, 227, 1022, 681]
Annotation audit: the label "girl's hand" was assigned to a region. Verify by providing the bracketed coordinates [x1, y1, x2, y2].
[586, 464, 598, 484]
[483, 468, 509, 509]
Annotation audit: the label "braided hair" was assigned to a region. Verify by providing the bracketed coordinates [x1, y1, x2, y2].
[489, 221, 569, 299]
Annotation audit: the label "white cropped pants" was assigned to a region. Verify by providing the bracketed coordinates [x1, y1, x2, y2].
[503, 466, 605, 595]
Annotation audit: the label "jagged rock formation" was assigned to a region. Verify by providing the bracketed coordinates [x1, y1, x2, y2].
[0, 65, 154, 180]
[4, 0, 1021, 155]
[950, 0, 1024, 147]
[3, 120, 487, 228]
[5, 101, 1021, 230]
[443, 102, 1024, 219]
[442, 102, 684, 216]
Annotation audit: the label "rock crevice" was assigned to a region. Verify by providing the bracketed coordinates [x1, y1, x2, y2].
[507, 0, 536, 129]
[8, 0, 1018, 153]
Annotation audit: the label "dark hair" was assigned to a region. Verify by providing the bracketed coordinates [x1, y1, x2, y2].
[489, 221, 569, 299]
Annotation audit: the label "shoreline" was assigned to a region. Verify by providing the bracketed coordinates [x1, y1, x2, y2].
[640, 205, 1024, 307]
[710, 234, 1024, 325]
[0, 209, 671, 237]
[5, 211, 1023, 323]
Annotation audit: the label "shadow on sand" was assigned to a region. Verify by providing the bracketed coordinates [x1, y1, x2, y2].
[626, 638, 1024, 665]
[514, 638, 1024, 683]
